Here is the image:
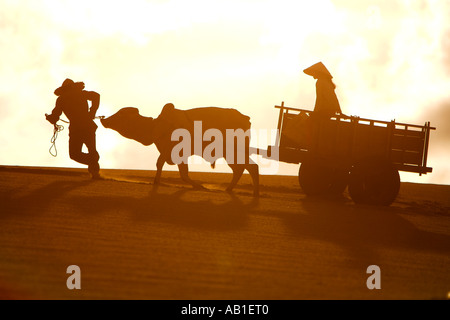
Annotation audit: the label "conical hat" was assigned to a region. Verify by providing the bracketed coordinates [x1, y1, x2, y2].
[303, 62, 332, 78]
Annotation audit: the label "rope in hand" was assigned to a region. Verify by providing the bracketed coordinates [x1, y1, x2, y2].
[48, 116, 104, 157]
[49, 118, 69, 157]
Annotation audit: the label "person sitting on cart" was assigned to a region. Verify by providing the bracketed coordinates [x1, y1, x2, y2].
[286, 62, 345, 149]
[303, 61, 343, 119]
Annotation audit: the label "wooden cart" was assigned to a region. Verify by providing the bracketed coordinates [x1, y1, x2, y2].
[259, 102, 435, 205]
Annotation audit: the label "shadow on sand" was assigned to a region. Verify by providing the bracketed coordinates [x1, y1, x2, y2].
[4, 176, 449, 274]
[65, 184, 259, 232]
[1, 179, 92, 218]
[272, 194, 450, 271]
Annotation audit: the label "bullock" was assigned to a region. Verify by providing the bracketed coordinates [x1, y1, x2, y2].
[100, 103, 259, 197]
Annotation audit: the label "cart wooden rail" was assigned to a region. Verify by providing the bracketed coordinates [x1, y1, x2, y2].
[255, 102, 436, 205]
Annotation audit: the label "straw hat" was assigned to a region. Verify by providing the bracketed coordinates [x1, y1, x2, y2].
[303, 62, 333, 79]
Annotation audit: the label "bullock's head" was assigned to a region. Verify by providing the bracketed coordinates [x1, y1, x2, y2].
[100, 107, 155, 146]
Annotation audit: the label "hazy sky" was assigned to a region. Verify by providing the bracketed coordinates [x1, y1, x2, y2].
[1, 0, 449, 185]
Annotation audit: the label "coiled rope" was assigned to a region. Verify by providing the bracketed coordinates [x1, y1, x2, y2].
[49, 119, 69, 157]
[48, 116, 104, 157]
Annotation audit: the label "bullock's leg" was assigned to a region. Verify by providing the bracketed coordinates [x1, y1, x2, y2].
[154, 155, 165, 185]
[245, 162, 260, 197]
[177, 163, 206, 190]
[226, 164, 245, 193]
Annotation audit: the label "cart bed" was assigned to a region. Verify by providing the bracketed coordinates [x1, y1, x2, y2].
[272, 102, 435, 175]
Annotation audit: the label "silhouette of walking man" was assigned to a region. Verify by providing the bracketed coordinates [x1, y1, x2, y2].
[45, 79, 101, 179]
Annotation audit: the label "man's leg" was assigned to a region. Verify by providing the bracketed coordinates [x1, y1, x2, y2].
[84, 127, 101, 178]
[69, 132, 91, 165]
[69, 128, 100, 178]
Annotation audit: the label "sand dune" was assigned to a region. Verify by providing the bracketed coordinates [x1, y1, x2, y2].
[0, 165, 449, 300]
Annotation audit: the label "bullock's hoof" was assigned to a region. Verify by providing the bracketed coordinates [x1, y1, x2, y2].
[193, 184, 207, 190]
[91, 173, 103, 180]
[226, 187, 233, 193]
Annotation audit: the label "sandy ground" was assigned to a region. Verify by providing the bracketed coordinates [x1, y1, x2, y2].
[0, 165, 449, 300]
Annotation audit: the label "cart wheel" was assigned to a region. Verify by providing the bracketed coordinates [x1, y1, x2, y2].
[348, 159, 400, 206]
[298, 163, 348, 195]
[329, 169, 349, 194]
[299, 162, 329, 195]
